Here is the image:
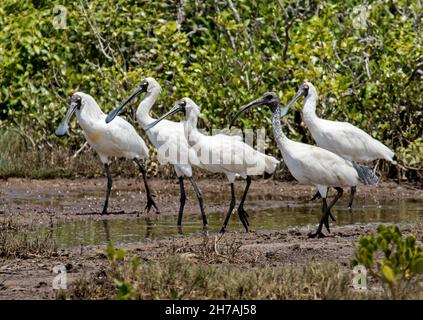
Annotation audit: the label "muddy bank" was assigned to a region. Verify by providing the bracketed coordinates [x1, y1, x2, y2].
[0, 178, 422, 299]
[0, 222, 422, 300]
[0, 178, 422, 226]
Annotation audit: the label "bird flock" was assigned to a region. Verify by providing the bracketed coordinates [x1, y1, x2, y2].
[55, 78, 394, 238]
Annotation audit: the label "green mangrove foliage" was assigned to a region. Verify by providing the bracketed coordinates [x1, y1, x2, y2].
[352, 225, 423, 298]
[0, 0, 422, 179]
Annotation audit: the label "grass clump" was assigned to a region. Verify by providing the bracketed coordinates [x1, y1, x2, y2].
[70, 242, 422, 300]
[0, 217, 58, 259]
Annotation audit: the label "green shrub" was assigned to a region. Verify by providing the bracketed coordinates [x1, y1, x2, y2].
[352, 225, 423, 298]
[1, 0, 421, 179]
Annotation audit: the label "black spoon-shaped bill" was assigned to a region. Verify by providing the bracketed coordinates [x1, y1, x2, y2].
[105, 86, 145, 124]
[143, 105, 185, 131]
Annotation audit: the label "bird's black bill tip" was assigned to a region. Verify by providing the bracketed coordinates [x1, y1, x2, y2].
[143, 121, 156, 131]
[144, 106, 184, 131]
[228, 115, 240, 129]
[55, 102, 79, 137]
[54, 124, 68, 137]
[105, 111, 117, 124]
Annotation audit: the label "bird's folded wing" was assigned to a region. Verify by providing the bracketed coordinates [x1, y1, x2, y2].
[318, 120, 374, 158]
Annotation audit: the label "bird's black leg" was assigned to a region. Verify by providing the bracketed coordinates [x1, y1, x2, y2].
[237, 176, 251, 232]
[310, 191, 321, 201]
[134, 159, 158, 215]
[101, 163, 112, 215]
[308, 198, 330, 238]
[219, 183, 236, 235]
[323, 187, 344, 232]
[188, 177, 207, 229]
[310, 187, 332, 202]
[348, 186, 356, 209]
[177, 177, 186, 227]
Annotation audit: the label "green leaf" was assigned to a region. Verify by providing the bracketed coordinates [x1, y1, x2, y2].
[382, 264, 396, 283]
[411, 258, 423, 274]
[131, 256, 141, 272]
[114, 280, 134, 300]
[115, 248, 126, 261]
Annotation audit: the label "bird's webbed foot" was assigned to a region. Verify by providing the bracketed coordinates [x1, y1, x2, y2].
[308, 230, 326, 239]
[144, 193, 159, 214]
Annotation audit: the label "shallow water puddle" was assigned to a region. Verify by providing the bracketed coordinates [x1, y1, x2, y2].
[35, 200, 422, 248]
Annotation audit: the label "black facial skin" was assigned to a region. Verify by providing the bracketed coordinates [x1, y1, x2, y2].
[73, 94, 82, 109]
[139, 79, 148, 91]
[179, 100, 187, 115]
[303, 84, 309, 97]
[262, 93, 279, 113]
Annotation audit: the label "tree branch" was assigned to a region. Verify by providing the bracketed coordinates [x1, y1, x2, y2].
[79, 0, 114, 62]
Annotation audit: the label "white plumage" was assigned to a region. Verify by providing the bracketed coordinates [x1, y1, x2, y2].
[231, 92, 379, 238]
[286, 82, 394, 207]
[298, 82, 394, 162]
[281, 139, 366, 188]
[75, 93, 148, 162]
[106, 78, 207, 228]
[55, 92, 157, 215]
[181, 99, 279, 183]
[145, 97, 279, 234]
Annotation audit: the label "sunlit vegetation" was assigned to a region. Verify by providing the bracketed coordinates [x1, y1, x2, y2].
[0, 0, 421, 180]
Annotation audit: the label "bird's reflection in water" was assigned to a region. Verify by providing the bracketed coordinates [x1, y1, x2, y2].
[177, 225, 183, 235]
[177, 223, 209, 238]
[145, 217, 154, 239]
[101, 216, 158, 243]
[99, 214, 210, 245]
[102, 219, 111, 243]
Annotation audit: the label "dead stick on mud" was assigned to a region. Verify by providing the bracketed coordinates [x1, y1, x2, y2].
[214, 235, 225, 256]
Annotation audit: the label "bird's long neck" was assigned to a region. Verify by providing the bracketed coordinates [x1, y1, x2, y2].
[184, 111, 202, 147]
[77, 103, 104, 131]
[136, 90, 160, 127]
[302, 93, 319, 125]
[271, 108, 289, 152]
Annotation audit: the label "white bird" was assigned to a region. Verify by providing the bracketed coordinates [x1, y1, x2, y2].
[105, 78, 207, 229]
[55, 92, 158, 215]
[285, 81, 395, 208]
[144, 97, 279, 234]
[231, 92, 379, 238]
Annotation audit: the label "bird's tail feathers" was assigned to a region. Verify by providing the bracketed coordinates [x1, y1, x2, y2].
[373, 140, 395, 162]
[264, 155, 279, 174]
[353, 162, 379, 185]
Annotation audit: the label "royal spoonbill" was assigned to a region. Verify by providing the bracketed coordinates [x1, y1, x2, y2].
[144, 98, 279, 234]
[55, 92, 158, 215]
[231, 92, 379, 238]
[105, 78, 207, 229]
[285, 82, 394, 208]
